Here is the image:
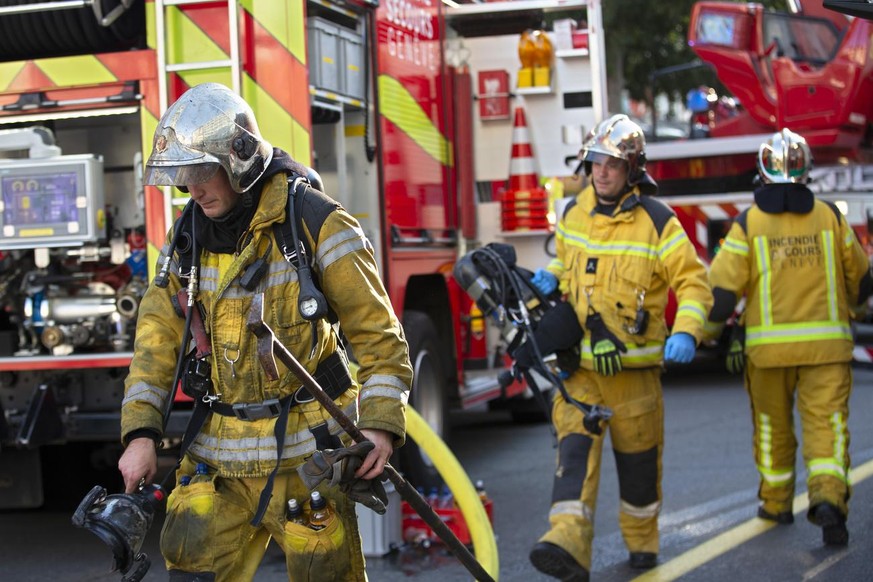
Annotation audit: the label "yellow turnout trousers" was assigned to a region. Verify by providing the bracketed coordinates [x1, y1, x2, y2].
[160, 456, 367, 581]
[746, 360, 852, 519]
[539, 367, 664, 570]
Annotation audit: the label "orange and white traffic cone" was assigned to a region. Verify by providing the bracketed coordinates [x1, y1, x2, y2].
[503, 106, 549, 231]
[508, 107, 539, 192]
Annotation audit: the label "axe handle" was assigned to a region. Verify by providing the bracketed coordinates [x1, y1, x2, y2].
[262, 328, 495, 582]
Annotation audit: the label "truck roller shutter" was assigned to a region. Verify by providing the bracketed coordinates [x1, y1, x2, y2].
[0, 0, 145, 62]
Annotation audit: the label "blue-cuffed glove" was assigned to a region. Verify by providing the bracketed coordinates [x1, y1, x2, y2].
[664, 332, 696, 364]
[531, 268, 558, 295]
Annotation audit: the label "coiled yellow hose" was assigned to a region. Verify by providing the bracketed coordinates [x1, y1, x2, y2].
[405, 405, 500, 580]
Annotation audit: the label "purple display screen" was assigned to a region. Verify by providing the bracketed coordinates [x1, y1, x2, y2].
[2, 172, 79, 226]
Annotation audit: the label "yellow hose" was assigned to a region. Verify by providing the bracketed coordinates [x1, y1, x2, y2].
[405, 405, 500, 580]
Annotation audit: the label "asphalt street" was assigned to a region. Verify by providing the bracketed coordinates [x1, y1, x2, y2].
[3, 364, 873, 581]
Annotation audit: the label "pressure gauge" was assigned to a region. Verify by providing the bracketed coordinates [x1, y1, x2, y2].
[300, 297, 319, 319]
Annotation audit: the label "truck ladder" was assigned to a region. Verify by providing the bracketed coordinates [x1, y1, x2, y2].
[154, 0, 241, 113]
[153, 0, 242, 218]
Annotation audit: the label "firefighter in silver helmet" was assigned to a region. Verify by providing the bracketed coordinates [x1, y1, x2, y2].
[528, 114, 712, 580]
[118, 83, 412, 581]
[706, 128, 871, 546]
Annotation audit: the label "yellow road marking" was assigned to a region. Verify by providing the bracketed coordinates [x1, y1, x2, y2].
[634, 458, 873, 581]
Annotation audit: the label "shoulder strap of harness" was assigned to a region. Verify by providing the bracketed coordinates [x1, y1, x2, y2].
[273, 174, 340, 270]
[735, 207, 750, 232]
[561, 197, 578, 221]
[273, 175, 341, 324]
[637, 195, 674, 237]
[822, 200, 843, 224]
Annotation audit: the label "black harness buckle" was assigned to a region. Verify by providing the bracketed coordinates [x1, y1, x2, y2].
[231, 398, 282, 421]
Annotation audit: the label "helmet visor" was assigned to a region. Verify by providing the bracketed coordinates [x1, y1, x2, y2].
[143, 163, 219, 187]
[583, 150, 626, 170]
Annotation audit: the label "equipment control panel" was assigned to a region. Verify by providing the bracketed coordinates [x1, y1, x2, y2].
[0, 154, 104, 249]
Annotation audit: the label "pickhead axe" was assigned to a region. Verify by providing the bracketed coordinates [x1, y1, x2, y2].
[247, 293, 495, 582]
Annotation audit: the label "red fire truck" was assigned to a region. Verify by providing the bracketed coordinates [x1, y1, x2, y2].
[0, 0, 605, 507]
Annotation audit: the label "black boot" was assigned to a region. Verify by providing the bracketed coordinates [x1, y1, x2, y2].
[629, 552, 658, 569]
[810, 503, 848, 546]
[529, 542, 590, 582]
[757, 506, 794, 525]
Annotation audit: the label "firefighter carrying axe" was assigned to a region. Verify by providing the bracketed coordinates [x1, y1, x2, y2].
[247, 293, 495, 582]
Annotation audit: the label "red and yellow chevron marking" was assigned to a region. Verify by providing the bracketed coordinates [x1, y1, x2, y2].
[0, 51, 154, 93]
[141, 0, 313, 269]
[379, 74, 451, 168]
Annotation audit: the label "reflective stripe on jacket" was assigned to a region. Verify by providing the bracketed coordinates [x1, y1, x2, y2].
[708, 199, 870, 367]
[546, 185, 712, 369]
[122, 172, 412, 477]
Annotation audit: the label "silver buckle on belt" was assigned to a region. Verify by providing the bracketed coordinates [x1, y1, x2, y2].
[231, 398, 282, 421]
[293, 385, 315, 404]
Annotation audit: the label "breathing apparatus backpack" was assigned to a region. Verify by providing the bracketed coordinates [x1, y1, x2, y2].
[453, 243, 612, 434]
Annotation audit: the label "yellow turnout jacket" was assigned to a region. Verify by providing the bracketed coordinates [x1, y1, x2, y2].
[709, 198, 870, 367]
[122, 172, 412, 477]
[547, 184, 712, 369]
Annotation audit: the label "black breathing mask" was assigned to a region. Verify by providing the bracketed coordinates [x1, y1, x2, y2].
[72, 483, 165, 582]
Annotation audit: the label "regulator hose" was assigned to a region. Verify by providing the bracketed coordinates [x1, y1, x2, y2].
[406, 406, 500, 580]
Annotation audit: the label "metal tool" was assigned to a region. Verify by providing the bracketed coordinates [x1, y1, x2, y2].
[246, 293, 495, 582]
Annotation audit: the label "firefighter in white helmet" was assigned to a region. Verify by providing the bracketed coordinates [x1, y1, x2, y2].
[706, 128, 872, 546]
[117, 83, 412, 581]
[528, 114, 712, 580]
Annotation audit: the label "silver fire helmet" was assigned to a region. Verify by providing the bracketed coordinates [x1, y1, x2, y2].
[144, 83, 273, 193]
[757, 128, 813, 184]
[580, 114, 647, 185]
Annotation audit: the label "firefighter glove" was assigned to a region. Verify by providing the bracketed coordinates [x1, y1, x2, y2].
[726, 325, 745, 375]
[586, 312, 627, 376]
[531, 268, 558, 296]
[664, 332, 696, 364]
[297, 441, 389, 514]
